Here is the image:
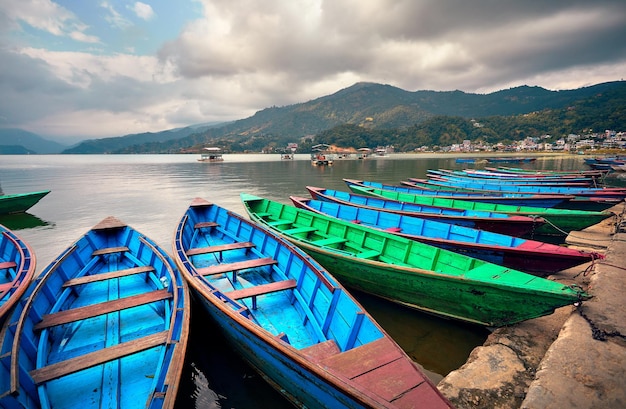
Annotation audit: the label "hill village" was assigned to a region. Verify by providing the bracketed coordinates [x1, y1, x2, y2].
[445, 126, 626, 153]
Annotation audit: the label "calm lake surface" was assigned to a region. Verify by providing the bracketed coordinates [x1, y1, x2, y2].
[2, 152, 623, 408]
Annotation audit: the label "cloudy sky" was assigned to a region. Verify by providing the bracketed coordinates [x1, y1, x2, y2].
[1, 0, 625, 144]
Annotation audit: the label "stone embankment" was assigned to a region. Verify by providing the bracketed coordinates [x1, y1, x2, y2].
[438, 202, 626, 409]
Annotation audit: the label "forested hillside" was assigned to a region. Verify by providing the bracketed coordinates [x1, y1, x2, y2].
[68, 80, 626, 154]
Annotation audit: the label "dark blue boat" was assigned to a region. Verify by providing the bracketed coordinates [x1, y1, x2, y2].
[306, 186, 544, 237]
[428, 169, 594, 186]
[290, 196, 603, 275]
[407, 178, 622, 211]
[412, 177, 626, 199]
[172, 197, 451, 409]
[344, 179, 570, 208]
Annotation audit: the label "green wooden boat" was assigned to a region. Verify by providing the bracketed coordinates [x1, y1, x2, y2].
[348, 185, 614, 237]
[0, 190, 50, 215]
[241, 193, 590, 327]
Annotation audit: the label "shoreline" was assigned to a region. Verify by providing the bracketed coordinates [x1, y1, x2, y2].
[437, 201, 626, 408]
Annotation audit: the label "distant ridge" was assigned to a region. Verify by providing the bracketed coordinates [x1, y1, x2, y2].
[0, 128, 67, 154]
[5, 80, 626, 154]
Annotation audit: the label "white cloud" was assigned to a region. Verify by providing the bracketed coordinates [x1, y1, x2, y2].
[100, 1, 132, 29]
[0, 0, 100, 43]
[0, 0, 625, 140]
[132, 2, 155, 21]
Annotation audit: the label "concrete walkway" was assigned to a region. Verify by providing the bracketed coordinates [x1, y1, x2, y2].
[438, 202, 626, 409]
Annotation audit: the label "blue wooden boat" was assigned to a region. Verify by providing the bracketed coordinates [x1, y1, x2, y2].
[290, 196, 604, 275]
[0, 216, 190, 409]
[345, 179, 571, 208]
[347, 184, 614, 237]
[428, 169, 594, 186]
[0, 225, 36, 326]
[407, 178, 622, 212]
[0, 191, 50, 215]
[306, 186, 544, 237]
[458, 169, 604, 183]
[241, 194, 589, 328]
[487, 167, 608, 179]
[172, 198, 451, 409]
[485, 157, 536, 164]
[409, 177, 626, 200]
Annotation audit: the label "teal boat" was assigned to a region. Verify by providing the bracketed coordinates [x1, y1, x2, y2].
[348, 185, 614, 237]
[241, 193, 590, 327]
[0, 191, 50, 215]
[0, 216, 190, 409]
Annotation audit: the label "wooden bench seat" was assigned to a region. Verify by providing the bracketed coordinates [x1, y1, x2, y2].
[34, 289, 172, 331]
[186, 241, 255, 257]
[283, 226, 317, 235]
[0, 261, 17, 270]
[194, 221, 219, 229]
[267, 219, 292, 227]
[0, 282, 15, 293]
[225, 279, 297, 309]
[196, 257, 277, 277]
[356, 250, 381, 260]
[30, 331, 169, 385]
[62, 266, 155, 287]
[92, 246, 129, 257]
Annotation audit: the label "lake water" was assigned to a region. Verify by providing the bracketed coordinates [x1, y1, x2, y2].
[2, 152, 623, 408]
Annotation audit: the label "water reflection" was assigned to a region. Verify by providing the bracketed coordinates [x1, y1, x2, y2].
[0, 212, 52, 230]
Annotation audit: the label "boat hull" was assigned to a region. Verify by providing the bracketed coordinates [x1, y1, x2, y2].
[0, 191, 50, 215]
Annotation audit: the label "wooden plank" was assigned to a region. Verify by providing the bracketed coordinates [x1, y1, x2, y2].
[0, 282, 15, 293]
[92, 246, 129, 256]
[196, 257, 277, 276]
[311, 237, 347, 247]
[186, 241, 255, 256]
[34, 289, 172, 331]
[0, 261, 17, 270]
[194, 221, 218, 229]
[267, 219, 292, 227]
[300, 339, 340, 363]
[62, 266, 155, 287]
[356, 250, 381, 260]
[225, 279, 296, 309]
[226, 279, 297, 300]
[30, 331, 169, 384]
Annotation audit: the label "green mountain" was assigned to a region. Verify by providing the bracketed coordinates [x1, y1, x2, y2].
[0, 128, 67, 154]
[62, 123, 224, 154]
[15, 80, 626, 154]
